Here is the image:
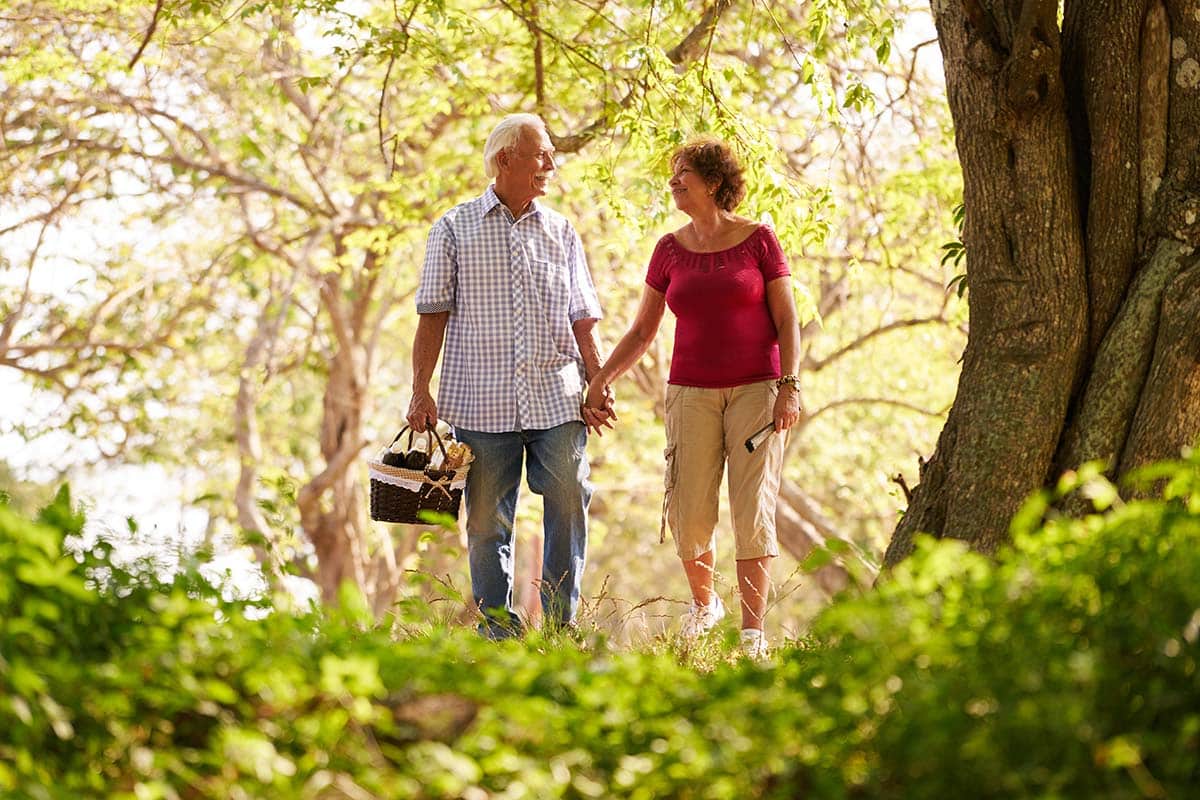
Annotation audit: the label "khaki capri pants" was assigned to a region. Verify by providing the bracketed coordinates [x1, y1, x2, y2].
[662, 380, 785, 561]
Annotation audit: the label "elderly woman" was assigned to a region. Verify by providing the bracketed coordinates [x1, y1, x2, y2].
[584, 137, 801, 657]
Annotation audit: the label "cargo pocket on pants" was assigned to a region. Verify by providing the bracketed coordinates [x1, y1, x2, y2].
[660, 444, 677, 544]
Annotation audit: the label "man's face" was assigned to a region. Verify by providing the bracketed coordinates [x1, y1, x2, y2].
[502, 125, 557, 200]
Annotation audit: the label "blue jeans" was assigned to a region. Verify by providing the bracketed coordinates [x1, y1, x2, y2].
[454, 422, 591, 638]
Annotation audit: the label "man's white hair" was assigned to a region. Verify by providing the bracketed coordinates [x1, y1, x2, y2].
[483, 113, 546, 179]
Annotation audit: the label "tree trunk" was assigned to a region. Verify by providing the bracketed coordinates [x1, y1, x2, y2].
[296, 339, 376, 604]
[884, 0, 1200, 567]
[518, 532, 544, 628]
[775, 479, 862, 595]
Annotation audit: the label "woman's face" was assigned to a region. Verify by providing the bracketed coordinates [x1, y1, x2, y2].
[668, 158, 715, 213]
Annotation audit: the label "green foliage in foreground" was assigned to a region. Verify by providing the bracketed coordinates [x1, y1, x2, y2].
[3, 463, 1200, 799]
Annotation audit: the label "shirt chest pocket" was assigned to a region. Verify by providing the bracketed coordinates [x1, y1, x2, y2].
[528, 258, 570, 311]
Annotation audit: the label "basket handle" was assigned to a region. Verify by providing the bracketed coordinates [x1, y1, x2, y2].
[386, 427, 416, 453]
[388, 425, 450, 463]
[427, 426, 450, 463]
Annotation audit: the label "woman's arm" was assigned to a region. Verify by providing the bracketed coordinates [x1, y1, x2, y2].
[766, 276, 802, 431]
[584, 285, 667, 409]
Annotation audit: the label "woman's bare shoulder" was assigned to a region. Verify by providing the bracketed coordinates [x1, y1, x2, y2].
[668, 224, 692, 247]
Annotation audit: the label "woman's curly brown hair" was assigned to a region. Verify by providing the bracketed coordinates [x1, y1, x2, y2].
[670, 136, 747, 212]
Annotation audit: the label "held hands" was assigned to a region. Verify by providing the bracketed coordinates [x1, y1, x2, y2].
[773, 382, 802, 432]
[406, 389, 438, 433]
[582, 375, 617, 436]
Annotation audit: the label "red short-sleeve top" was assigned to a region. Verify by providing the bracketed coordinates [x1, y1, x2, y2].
[645, 224, 791, 387]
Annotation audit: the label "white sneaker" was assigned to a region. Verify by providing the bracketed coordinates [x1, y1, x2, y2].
[680, 595, 726, 639]
[740, 628, 769, 660]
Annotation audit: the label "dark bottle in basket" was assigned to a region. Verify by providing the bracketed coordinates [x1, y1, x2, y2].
[404, 450, 431, 470]
[381, 450, 406, 467]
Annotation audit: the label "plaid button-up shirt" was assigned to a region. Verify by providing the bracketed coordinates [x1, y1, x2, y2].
[415, 186, 603, 433]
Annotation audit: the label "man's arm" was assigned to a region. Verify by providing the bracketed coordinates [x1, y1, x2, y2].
[571, 317, 603, 382]
[407, 311, 449, 432]
[572, 317, 614, 434]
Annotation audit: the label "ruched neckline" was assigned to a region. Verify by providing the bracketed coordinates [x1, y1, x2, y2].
[664, 224, 765, 257]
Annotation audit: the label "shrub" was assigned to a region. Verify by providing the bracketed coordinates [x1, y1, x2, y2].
[1, 458, 1198, 798]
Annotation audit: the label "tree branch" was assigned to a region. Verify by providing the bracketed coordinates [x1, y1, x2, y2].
[296, 435, 371, 518]
[667, 0, 734, 64]
[803, 396, 948, 424]
[128, 0, 164, 69]
[532, 0, 738, 152]
[529, 0, 546, 111]
[806, 316, 950, 372]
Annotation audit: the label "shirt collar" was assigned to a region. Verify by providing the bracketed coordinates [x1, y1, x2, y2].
[481, 184, 540, 221]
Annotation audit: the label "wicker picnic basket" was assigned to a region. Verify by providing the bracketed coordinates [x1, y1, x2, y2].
[368, 427, 471, 523]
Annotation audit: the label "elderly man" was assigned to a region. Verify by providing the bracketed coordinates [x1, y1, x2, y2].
[407, 113, 610, 638]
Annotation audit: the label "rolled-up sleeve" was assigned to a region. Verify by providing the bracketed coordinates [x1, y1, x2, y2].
[566, 226, 602, 322]
[415, 218, 457, 314]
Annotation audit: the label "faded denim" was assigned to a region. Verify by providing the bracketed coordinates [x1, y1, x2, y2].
[454, 422, 591, 639]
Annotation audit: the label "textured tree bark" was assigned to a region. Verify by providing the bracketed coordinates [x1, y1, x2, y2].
[884, 0, 1200, 567]
[1058, 0, 1200, 474]
[1062, 0, 1147, 358]
[884, 0, 1089, 565]
[1056, 238, 1189, 490]
[1120, 257, 1200, 473]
